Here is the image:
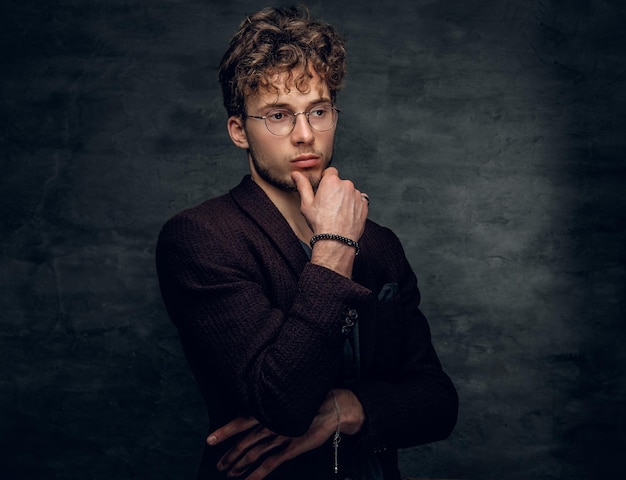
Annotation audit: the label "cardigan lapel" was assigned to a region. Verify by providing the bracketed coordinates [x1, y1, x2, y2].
[229, 176, 310, 277]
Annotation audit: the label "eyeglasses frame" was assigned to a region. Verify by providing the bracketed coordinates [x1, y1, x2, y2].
[244, 105, 341, 136]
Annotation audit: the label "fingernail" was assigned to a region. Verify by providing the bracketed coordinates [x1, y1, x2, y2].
[207, 435, 217, 445]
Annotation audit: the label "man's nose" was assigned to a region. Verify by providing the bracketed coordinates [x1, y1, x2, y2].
[290, 113, 314, 143]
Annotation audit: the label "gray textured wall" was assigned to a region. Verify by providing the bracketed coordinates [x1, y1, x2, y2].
[1, 0, 625, 479]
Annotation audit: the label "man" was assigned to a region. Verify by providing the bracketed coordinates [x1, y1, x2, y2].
[156, 6, 457, 480]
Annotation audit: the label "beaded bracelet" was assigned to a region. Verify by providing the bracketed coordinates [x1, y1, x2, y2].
[309, 233, 360, 255]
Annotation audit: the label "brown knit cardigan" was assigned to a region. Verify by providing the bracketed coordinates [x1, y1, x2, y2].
[156, 175, 458, 480]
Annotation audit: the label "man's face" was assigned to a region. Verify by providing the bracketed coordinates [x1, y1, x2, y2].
[230, 69, 336, 193]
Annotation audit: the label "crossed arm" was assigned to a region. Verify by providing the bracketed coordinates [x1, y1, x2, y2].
[207, 389, 365, 480]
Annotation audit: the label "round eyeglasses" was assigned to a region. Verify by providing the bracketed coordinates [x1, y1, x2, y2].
[245, 104, 340, 136]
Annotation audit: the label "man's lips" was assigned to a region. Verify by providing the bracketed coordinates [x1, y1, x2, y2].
[291, 154, 321, 168]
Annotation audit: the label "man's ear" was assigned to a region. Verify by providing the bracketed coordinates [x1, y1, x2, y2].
[227, 116, 249, 149]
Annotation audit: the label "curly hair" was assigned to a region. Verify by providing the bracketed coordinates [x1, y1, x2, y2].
[218, 6, 347, 117]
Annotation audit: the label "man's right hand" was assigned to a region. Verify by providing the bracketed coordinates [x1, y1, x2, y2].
[292, 167, 369, 277]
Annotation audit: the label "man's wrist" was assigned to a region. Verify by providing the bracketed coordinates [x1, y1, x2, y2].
[310, 241, 357, 278]
[335, 389, 365, 435]
[310, 233, 360, 255]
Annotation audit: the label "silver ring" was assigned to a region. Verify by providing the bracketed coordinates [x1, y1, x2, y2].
[361, 193, 370, 205]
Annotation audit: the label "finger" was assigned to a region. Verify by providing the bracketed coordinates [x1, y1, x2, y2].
[321, 166, 338, 178]
[291, 171, 314, 204]
[242, 438, 308, 480]
[217, 426, 277, 471]
[207, 417, 260, 446]
[244, 455, 284, 480]
[228, 436, 290, 478]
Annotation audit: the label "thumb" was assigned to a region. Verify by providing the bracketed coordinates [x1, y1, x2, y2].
[291, 171, 314, 205]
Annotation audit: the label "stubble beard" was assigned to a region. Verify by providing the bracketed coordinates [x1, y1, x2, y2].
[249, 150, 332, 193]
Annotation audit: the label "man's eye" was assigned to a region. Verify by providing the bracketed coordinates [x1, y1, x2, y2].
[268, 111, 288, 121]
[311, 108, 328, 117]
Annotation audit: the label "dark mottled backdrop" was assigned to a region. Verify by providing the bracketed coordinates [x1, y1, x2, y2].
[1, 0, 625, 479]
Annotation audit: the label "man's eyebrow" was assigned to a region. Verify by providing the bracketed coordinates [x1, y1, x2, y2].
[261, 98, 332, 109]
